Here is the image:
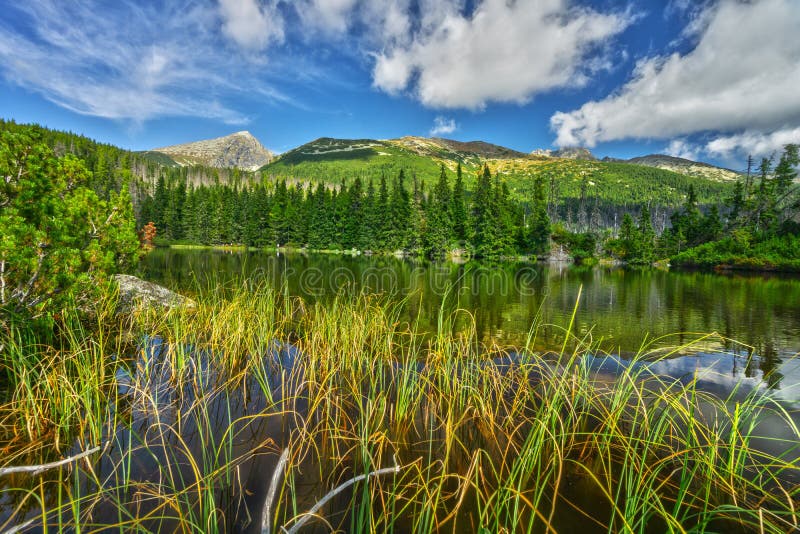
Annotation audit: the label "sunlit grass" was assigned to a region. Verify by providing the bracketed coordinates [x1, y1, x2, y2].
[0, 277, 797, 533]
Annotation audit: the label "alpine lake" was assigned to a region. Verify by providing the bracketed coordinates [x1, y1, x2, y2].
[3, 248, 799, 533]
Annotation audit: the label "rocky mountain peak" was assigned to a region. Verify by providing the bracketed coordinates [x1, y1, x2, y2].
[151, 131, 274, 171]
[530, 146, 596, 160]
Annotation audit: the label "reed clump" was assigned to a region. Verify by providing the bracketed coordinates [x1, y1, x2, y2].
[0, 278, 797, 533]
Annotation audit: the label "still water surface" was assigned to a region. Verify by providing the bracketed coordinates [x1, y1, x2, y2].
[142, 249, 800, 389]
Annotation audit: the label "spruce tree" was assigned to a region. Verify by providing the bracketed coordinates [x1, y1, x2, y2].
[471, 165, 495, 258]
[425, 164, 453, 258]
[376, 174, 390, 250]
[451, 163, 467, 245]
[361, 178, 377, 249]
[526, 175, 551, 256]
[389, 170, 411, 250]
[637, 206, 655, 264]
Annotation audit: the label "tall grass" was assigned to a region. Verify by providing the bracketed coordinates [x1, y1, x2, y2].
[0, 277, 797, 533]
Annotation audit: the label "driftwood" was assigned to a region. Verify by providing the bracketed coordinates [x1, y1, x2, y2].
[261, 448, 290, 534]
[0, 444, 104, 534]
[260, 447, 404, 534]
[0, 444, 103, 477]
[281, 461, 401, 534]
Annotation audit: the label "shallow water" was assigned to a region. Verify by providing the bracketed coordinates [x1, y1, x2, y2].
[72, 339, 800, 532]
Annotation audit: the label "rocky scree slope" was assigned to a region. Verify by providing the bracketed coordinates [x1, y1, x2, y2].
[150, 131, 274, 171]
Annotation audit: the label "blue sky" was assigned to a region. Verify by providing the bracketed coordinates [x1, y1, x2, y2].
[0, 0, 798, 168]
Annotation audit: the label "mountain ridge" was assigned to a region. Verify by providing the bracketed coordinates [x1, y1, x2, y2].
[143, 130, 738, 184]
[149, 131, 274, 171]
[626, 154, 740, 181]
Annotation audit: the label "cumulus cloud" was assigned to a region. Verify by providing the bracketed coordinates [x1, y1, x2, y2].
[429, 116, 457, 136]
[706, 127, 800, 160]
[665, 139, 701, 161]
[551, 0, 800, 148]
[0, 0, 296, 123]
[371, 0, 631, 109]
[219, 0, 284, 50]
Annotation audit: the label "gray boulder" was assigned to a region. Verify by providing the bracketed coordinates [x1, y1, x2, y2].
[114, 274, 196, 314]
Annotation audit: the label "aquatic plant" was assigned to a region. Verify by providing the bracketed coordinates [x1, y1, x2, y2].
[0, 278, 797, 533]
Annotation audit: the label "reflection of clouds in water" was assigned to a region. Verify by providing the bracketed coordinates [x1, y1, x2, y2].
[591, 351, 800, 406]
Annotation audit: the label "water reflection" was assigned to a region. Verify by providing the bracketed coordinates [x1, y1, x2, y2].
[141, 249, 800, 393]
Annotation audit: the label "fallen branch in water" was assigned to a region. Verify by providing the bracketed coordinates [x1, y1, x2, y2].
[280, 457, 403, 534]
[1, 516, 36, 534]
[0, 443, 104, 477]
[261, 448, 290, 534]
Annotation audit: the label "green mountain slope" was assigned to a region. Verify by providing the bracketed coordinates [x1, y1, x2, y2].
[261, 136, 733, 206]
[138, 150, 180, 167]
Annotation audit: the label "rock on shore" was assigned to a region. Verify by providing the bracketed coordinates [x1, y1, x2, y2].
[114, 275, 196, 314]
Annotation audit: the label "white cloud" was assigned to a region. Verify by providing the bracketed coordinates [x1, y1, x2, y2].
[219, 0, 284, 51]
[551, 0, 800, 148]
[296, 0, 359, 36]
[706, 127, 800, 160]
[665, 139, 701, 161]
[292, 0, 411, 49]
[371, 0, 632, 109]
[429, 116, 457, 136]
[0, 1, 296, 123]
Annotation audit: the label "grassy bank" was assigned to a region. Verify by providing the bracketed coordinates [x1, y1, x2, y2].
[671, 234, 800, 273]
[0, 280, 798, 532]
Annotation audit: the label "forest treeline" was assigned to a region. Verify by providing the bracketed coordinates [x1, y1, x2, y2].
[606, 145, 800, 269]
[140, 164, 551, 259]
[138, 141, 798, 267]
[3, 119, 798, 269]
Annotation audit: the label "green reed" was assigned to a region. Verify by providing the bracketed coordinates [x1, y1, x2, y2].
[0, 276, 797, 533]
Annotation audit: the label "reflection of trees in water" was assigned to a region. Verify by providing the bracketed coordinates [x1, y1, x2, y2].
[142, 250, 800, 358]
[745, 340, 784, 389]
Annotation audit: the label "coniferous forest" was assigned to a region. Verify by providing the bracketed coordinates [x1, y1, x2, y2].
[139, 164, 552, 260]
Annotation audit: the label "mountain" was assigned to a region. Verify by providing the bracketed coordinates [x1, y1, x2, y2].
[0, 117, 734, 213]
[393, 136, 530, 160]
[262, 136, 733, 209]
[626, 154, 740, 182]
[148, 131, 274, 171]
[530, 147, 597, 160]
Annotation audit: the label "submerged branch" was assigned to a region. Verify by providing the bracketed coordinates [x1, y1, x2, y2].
[280, 457, 404, 534]
[261, 447, 290, 534]
[0, 444, 103, 477]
